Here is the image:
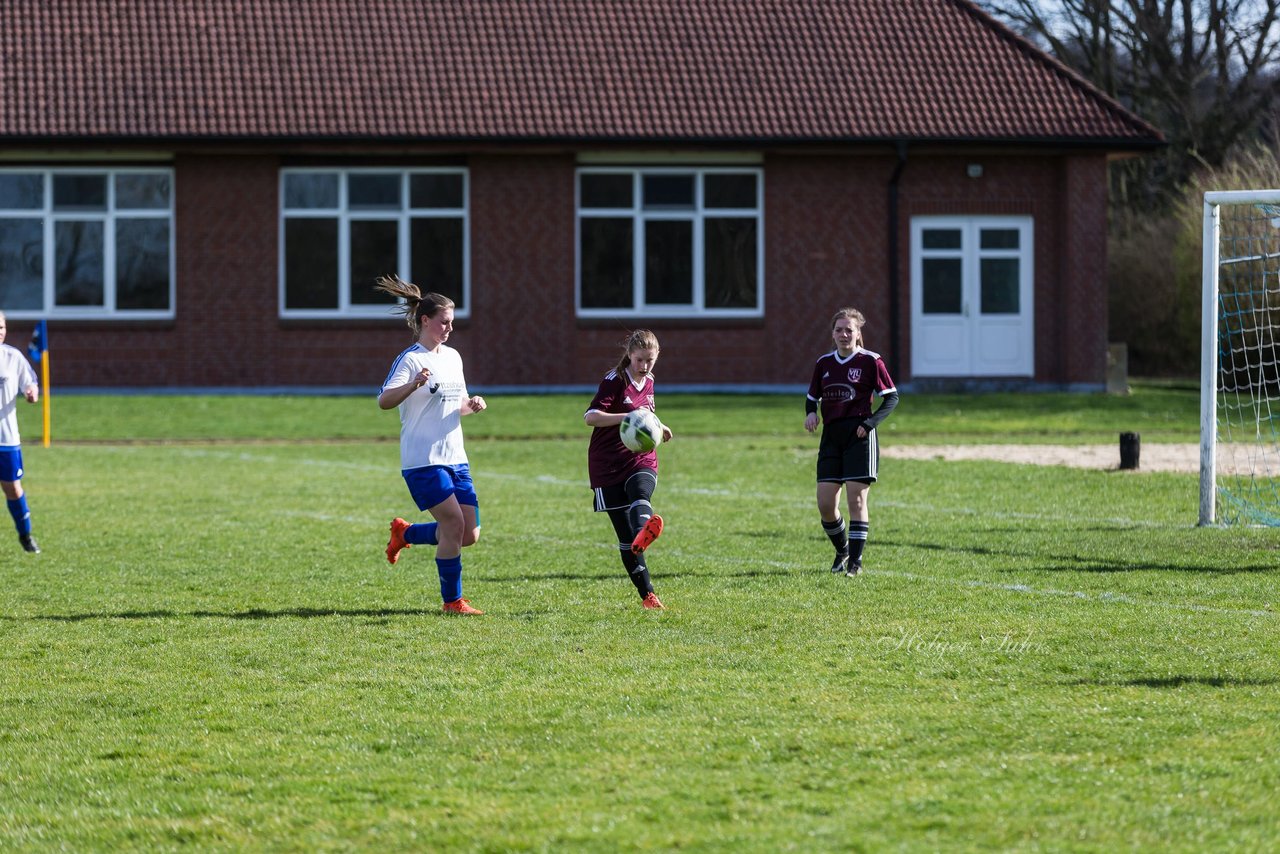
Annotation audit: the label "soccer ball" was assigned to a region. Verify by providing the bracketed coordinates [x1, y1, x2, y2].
[619, 409, 663, 453]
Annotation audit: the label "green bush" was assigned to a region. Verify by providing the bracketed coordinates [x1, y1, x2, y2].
[1109, 143, 1280, 376]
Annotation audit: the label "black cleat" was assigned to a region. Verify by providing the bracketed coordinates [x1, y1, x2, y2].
[830, 553, 849, 574]
[19, 534, 40, 554]
[845, 563, 862, 577]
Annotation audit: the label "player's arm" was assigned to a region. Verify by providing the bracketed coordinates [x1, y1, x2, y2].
[804, 360, 824, 433]
[584, 408, 626, 428]
[378, 367, 431, 410]
[861, 389, 899, 432]
[804, 395, 820, 433]
[584, 380, 623, 427]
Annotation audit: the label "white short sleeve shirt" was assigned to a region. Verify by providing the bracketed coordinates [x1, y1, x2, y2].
[0, 343, 37, 448]
[380, 343, 470, 470]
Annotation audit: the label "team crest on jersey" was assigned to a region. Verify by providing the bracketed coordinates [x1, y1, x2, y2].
[848, 368, 862, 382]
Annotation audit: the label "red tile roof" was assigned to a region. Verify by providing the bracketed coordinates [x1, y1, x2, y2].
[0, 0, 1162, 145]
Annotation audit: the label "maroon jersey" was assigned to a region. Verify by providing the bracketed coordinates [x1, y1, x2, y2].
[586, 369, 658, 488]
[807, 348, 897, 425]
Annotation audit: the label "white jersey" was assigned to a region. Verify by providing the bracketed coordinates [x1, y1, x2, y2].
[380, 342, 470, 470]
[0, 343, 38, 448]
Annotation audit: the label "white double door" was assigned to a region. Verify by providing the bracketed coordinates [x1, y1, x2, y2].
[910, 216, 1034, 377]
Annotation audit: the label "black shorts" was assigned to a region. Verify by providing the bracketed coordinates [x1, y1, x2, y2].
[816, 419, 879, 484]
[592, 469, 658, 512]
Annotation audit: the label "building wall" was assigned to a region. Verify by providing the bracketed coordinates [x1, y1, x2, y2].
[896, 151, 1109, 387]
[14, 149, 1109, 390]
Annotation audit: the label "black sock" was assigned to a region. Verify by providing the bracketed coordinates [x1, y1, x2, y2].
[620, 545, 654, 595]
[822, 517, 849, 556]
[848, 522, 869, 566]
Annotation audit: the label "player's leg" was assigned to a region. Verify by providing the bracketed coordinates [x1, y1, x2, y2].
[607, 507, 655, 599]
[450, 464, 481, 548]
[425, 494, 481, 614]
[816, 428, 850, 573]
[1, 449, 37, 554]
[844, 481, 870, 574]
[625, 470, 663, 554]
[817, 481, 848, 573]
[388, 466, 449, 565]
[841, 429, 877, 575]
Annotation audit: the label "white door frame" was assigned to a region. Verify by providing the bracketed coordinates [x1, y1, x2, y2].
[910, 216, 1034, 377]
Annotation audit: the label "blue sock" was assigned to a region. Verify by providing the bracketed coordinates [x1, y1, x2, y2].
[436, 555, 463, 603]
[406, 522, 438, 546]
[7, 497, 31, 536]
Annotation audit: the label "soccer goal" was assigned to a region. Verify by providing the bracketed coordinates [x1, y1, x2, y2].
[1200, 190, 1280, 525]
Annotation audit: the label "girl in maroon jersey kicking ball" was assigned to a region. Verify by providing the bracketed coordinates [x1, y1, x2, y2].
[584, 329, 673, 609]
[804, 308, 900, 576]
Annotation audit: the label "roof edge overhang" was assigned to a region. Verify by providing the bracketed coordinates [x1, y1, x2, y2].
[0, 133, 1167, 155]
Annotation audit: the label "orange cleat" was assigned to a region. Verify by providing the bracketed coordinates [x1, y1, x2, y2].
[442, 598, 484, 615]
[386, 518, 412, 565]
[641, 592, 665, 610]
[630, 514, 664, 554]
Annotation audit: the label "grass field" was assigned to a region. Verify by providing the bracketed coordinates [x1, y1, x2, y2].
[2, 385, 1277, 851]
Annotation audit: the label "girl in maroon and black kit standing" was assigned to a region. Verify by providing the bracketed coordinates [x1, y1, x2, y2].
[805, 308, 900, 576]
[584, 330, 673, 609]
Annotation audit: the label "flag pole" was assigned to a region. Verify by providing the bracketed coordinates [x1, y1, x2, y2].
[41, 351, 50, 448]
[28, 320, 49, 447]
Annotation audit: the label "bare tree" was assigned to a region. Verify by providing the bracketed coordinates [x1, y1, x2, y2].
[977, 0, 1280, 209]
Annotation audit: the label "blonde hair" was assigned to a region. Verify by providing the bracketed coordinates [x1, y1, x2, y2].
[374, 275, 455, 337]
[614, 329, 660, 374]
[830, 307, 866, 348]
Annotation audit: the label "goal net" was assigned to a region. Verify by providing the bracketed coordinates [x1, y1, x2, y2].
[1200, 190, 1280, 525]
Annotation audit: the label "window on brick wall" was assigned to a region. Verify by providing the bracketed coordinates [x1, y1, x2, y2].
[0, 168, 174, 318]
[280, 169, 468, 318]
[577, 168, 763, 317]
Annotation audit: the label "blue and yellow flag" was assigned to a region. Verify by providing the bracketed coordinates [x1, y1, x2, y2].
[27, 319, 46, 364]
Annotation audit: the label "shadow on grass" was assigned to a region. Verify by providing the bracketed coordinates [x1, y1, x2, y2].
[1065, 675, 1280, 688]
[11, 607, 442, 622]
[883, 538, 1277, 574]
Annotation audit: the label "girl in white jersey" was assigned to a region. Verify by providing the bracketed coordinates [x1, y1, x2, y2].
[0, 312, 40, 554]
[376, 276, 488, 616]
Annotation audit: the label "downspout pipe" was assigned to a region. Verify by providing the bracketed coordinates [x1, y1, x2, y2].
[887, 141, 908, 373]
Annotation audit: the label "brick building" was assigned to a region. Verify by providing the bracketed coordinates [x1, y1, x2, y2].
[0, 0, 1162, 391]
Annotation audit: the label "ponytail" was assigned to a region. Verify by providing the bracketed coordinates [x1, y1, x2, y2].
[374, 275, 455, 337]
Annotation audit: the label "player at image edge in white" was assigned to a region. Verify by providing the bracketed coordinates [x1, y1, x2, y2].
[376, 276, 488, 616]
[0, 311, 40, 554]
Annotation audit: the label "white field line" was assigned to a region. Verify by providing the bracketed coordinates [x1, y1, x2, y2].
[103, 446, 1269, 618]
[116, 445, 1181, 527]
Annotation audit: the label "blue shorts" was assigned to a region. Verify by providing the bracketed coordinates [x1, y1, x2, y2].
[0, 447, 24, 482]
[402, 463, 479, 513]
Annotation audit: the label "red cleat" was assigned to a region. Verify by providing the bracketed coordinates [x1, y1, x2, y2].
[630, 514, 664, 554]
[641, 592, 665, 610]
[442, 598, 484, 615]
[386, 518, 411, 565]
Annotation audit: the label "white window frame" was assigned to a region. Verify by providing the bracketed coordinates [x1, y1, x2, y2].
[575, 166, 765, 318]
[0, 167, 176, 319]
[278, 167, 470, 319]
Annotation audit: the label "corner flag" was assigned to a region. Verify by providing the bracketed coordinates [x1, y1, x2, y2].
[27, 320, 50, 447]
[28, 320, 46, 364]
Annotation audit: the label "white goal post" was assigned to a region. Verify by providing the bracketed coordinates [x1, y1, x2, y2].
[1200, 189, 1280, 526]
